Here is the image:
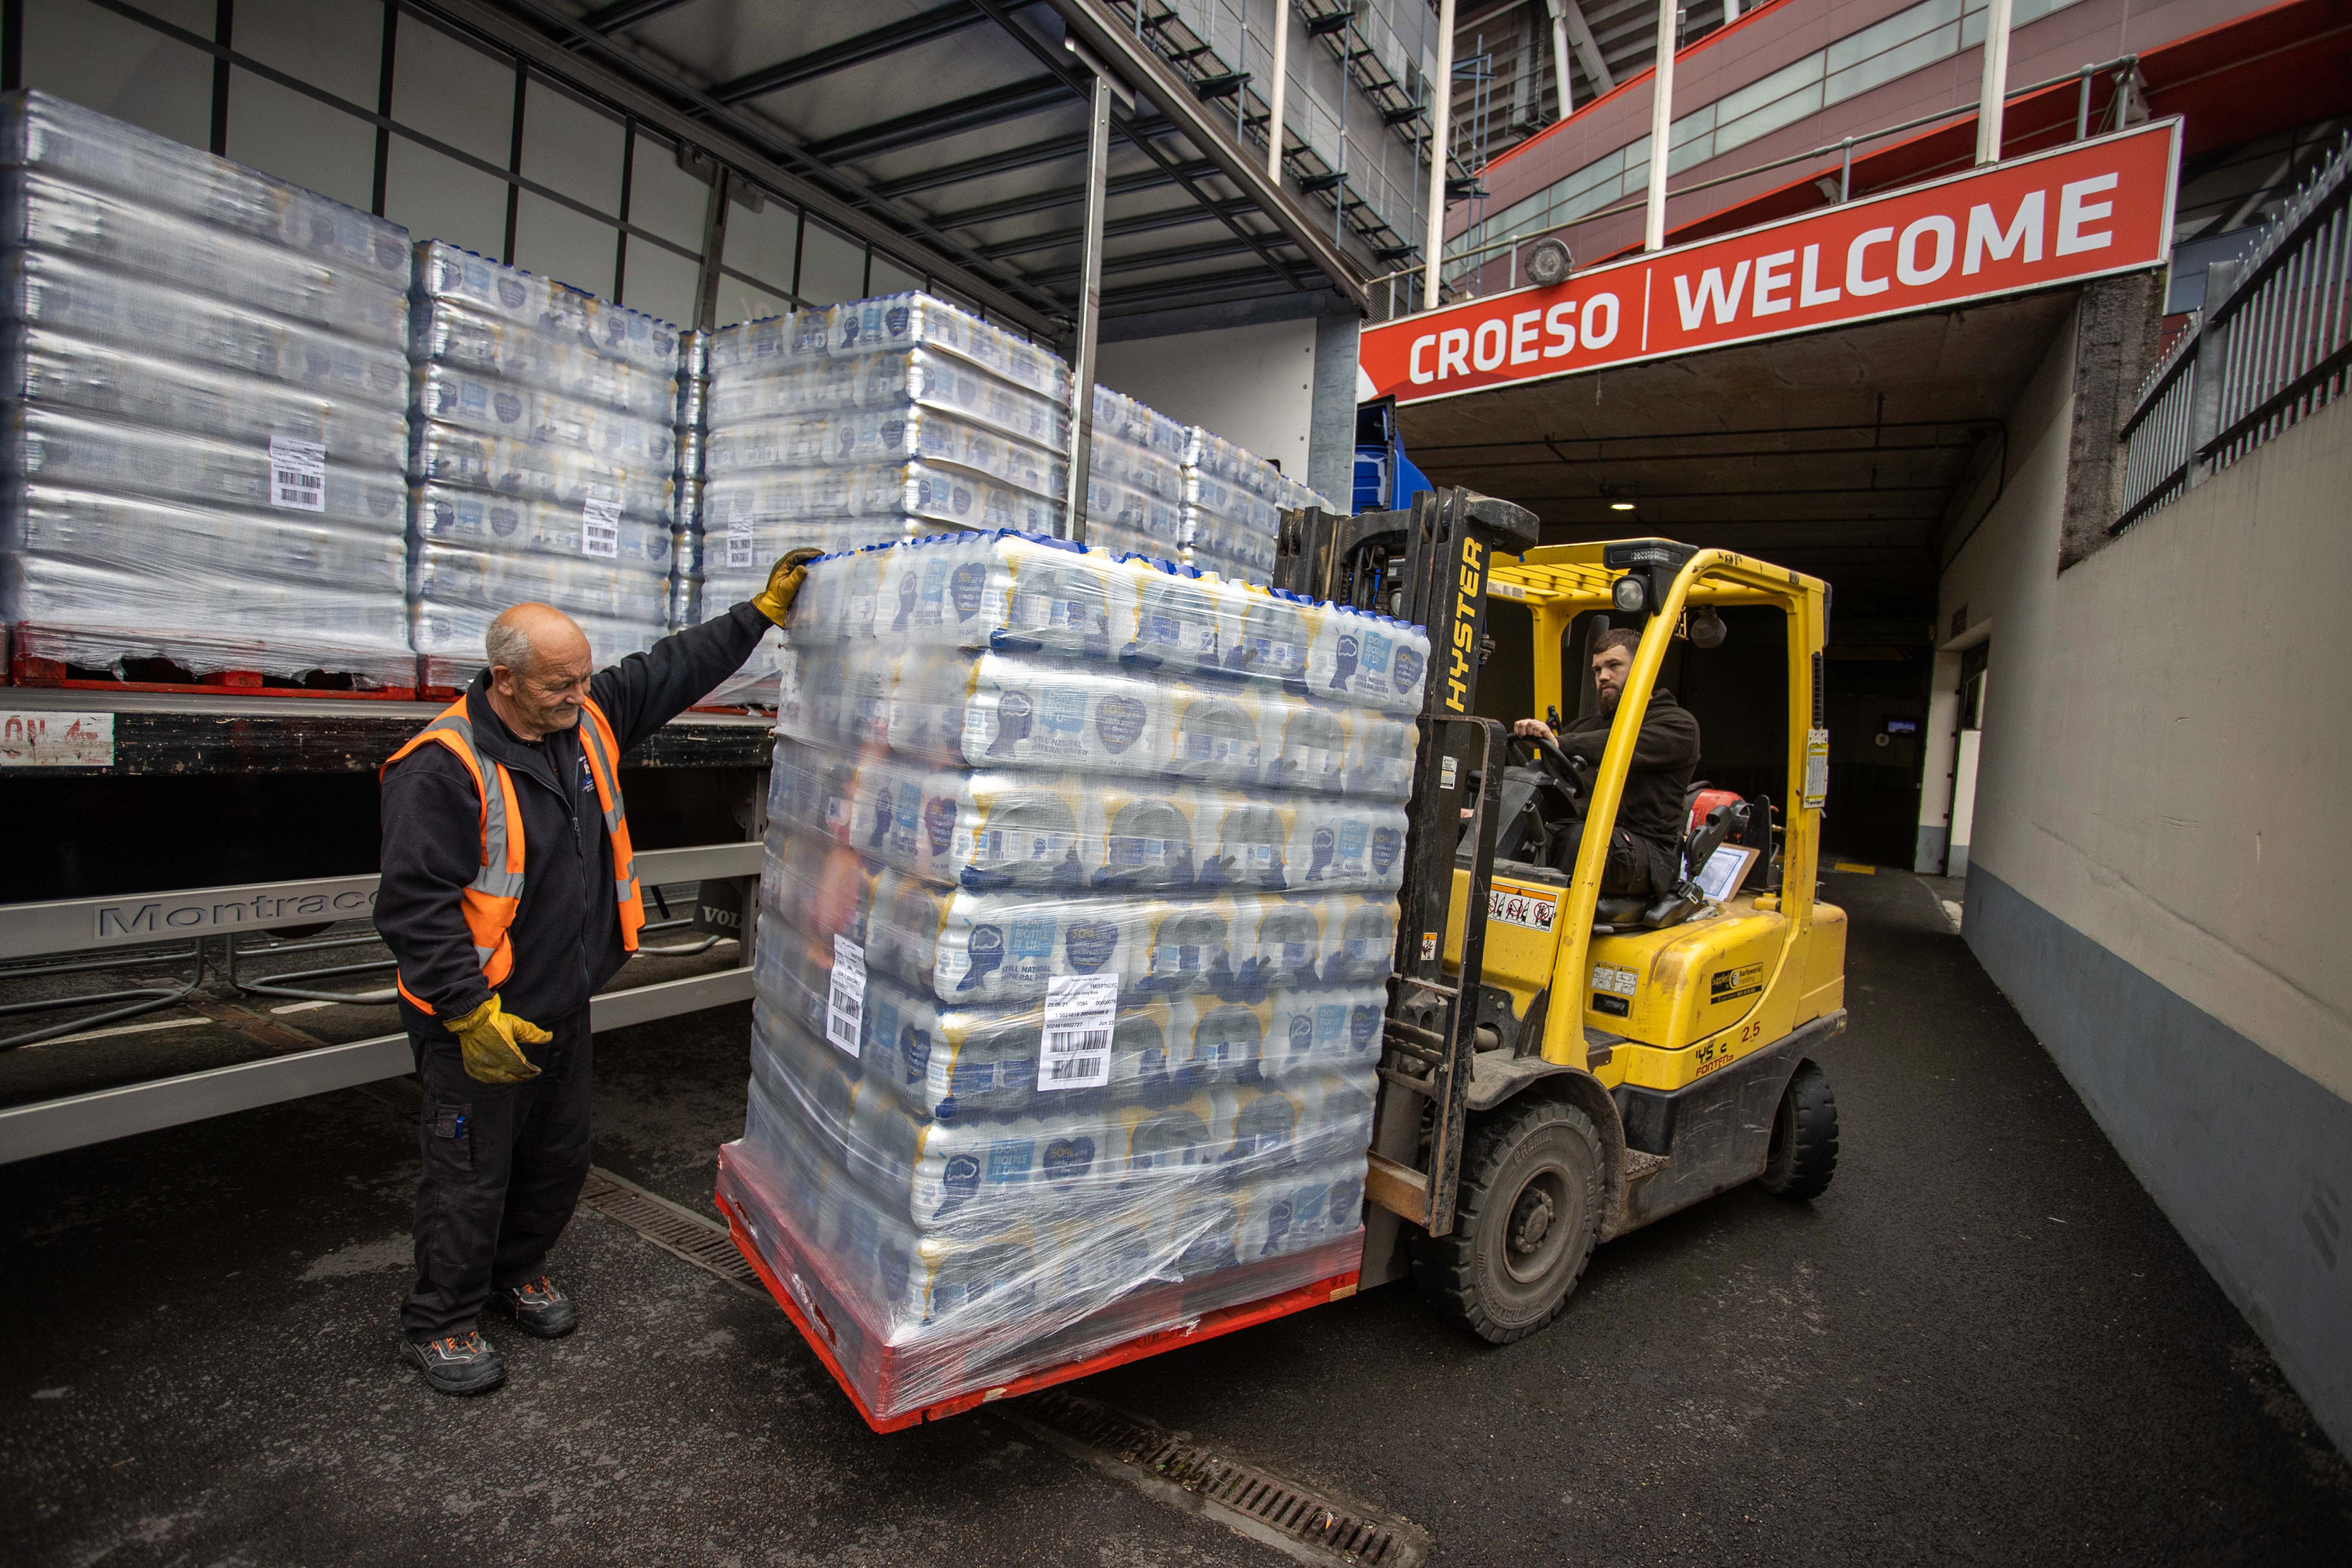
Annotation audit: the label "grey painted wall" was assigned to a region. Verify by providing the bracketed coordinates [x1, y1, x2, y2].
[1965, 866, 2351, 1455]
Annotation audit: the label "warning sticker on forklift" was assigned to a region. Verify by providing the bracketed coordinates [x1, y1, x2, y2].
[1710, 962, 1766, 1005]
[1589, 962, 1639, 997]
[1804, 728, 1830, 808]
[1488, 882, 1559, 932]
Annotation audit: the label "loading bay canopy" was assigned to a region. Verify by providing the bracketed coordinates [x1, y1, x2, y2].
[1359, 121, 2182, 597]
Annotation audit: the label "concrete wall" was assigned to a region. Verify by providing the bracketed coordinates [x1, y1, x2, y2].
[1941, 314, 2352, 1453]
[1096, 318, 1319, 480]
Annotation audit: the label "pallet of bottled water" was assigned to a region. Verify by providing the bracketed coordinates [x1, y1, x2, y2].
[1083, 385, 1186, 563]
[696, 292, 1073, 706]
[0, 91, 416, 686]
[1181, 425, 1289, 585]
[405, 240, 681, 688]
[717, 529, 1426, 1425]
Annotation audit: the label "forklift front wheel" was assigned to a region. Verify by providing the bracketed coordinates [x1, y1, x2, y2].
[1411, 1098, 1603, 1344]
[1758, 1058, 1840, 1200]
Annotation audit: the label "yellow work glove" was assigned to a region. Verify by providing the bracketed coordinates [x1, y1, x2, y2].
[445, 995, 551, 1085]
[751, 547, 827, 628]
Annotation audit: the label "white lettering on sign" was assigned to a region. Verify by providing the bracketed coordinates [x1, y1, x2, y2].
[268, 437, 326, 512]
[1361, 122, 2178, 406]
[0, 711, 113, 767]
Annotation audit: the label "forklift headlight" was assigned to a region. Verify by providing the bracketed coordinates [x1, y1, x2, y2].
[1611, 574, 1647, 614]
[1688, 604, 1727, 649]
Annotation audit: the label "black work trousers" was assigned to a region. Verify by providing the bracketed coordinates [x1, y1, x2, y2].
[1549, 816, 1677, 897]
[402, 1006, 593, 1339]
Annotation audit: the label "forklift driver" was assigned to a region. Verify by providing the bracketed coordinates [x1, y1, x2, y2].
[1511, 628, 1701, 898]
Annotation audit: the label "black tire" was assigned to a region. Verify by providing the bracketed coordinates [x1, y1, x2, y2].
[1411, 1098, 1603, 1344]
[1758, 1058, 1839, 1200]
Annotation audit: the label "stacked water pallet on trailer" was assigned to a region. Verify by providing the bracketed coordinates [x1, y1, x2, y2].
[697, 292, 1073, 705]
[717, 530, 1433, 1428]
[1081, 385, 1187, 562]
[0, 91, 416, 692]
[404, 242, 681, 691]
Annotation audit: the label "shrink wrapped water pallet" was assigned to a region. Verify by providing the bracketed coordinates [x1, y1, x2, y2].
[1180, 425, 1287, 585]
[406, 241, 681, 687]
[698, 292, 1073, 705]
[0, 90, 416, 684]
[1081, 385, 1186, 564]
[720, 529, 1425, 1423]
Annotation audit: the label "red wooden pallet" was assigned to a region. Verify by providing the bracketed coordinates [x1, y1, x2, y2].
[6, 651, 424, 701]
[715, 1145, 1363, 1434]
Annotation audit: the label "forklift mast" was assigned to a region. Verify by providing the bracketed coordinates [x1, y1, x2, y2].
[1275, 489, 1540, 1240]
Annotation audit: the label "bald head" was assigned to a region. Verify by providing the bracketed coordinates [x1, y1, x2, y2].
[485, 602, 594, 740]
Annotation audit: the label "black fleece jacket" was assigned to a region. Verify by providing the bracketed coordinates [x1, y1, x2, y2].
[375, 603, 770, 1030]
[1557, 687, 1703, 860]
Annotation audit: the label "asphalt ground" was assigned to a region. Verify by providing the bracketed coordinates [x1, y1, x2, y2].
[3, 868, 2346, 1565]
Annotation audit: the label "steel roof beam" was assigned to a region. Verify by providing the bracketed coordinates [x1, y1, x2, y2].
[974, 0, 1324, 297]
[708, 1, 1041, 105]
[1031, 232, 1295, 287]
[927, 159, 1218, 228]
[869, 115, 1177, 199]
[1098, 266, 1331, 312]
[805, 74, 1073, 163]
[577, 0, 698, 31]
[977, 197, 1258, 259]
[1043, 0, 1371, 309]
[423, 0, 1064, 333]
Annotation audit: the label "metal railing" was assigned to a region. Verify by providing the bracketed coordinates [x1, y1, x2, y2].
[2117, 130, 2352, 532]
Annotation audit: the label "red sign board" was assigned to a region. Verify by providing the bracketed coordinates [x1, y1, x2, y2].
[1361, 120, 2181, 406]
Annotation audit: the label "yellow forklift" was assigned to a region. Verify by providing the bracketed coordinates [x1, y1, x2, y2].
[1278, 490, 1849, 1342]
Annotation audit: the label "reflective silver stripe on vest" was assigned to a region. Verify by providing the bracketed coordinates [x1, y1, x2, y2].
[424, 711, 526, 902]
[578, 706, 633, 879]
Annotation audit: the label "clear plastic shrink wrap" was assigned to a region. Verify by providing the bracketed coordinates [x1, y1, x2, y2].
[406, 241, 680, 687]
[0, 91, 416, 682]
[718, 530, 1427, 1420]
[667, 329, 707, 632]
[698, 292, 1073, 705]
[1081, 386, 1186, 563]
[1180, 425, 1289, 586]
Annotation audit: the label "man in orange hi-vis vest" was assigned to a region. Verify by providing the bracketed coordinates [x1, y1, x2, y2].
[376, 549, 819, 1396]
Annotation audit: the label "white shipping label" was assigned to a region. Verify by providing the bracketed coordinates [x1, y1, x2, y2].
[268, 437, 326, 512]
[1803, 728, 1830, 808]
[826, 935, 866, 1056]
[1038, 974, 1118, 1090]
[582, 495, 621, 558]
[726, 510, 755, 569]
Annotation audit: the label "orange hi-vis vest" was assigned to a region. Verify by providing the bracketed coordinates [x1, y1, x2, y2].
[382, 694, 645, 1014]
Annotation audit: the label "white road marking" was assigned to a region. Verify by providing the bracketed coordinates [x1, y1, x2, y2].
[29, 1016, 210, 1048]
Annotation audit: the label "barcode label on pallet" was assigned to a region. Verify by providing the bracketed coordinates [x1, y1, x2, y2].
[726, 509, 754, 569]
[1038, 974, 1116, 1090]
[581, 495, 621, 557]
[827, 934, 865, 1056]
[268, 438, 326, 512]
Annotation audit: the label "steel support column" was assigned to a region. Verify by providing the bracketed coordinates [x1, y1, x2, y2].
[1644, 0, 1675, 252]
[1064, 71, 1113, 542]
[1423, 0, 1456, 312]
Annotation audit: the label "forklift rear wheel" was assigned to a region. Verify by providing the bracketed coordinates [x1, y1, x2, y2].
[1758, 1058, 1839, 1200]
[1412, 1098, 1602, 1344]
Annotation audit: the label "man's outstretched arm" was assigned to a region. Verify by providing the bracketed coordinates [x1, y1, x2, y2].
[590, 549, 824, 751]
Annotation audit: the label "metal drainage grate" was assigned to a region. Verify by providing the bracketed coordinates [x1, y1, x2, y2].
[577, 1169, 762, 1296]
[1006, 1389, 1430, 1567]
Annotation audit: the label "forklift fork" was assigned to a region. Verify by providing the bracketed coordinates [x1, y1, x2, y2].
[1277, 486, 1538, 1244]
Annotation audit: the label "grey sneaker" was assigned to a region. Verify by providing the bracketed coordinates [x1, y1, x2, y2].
[404, 1328, 505, 1395]
[490, 1273, 577, 1339]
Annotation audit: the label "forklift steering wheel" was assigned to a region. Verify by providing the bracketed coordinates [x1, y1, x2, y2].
[1510, 731, 1587, 808]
